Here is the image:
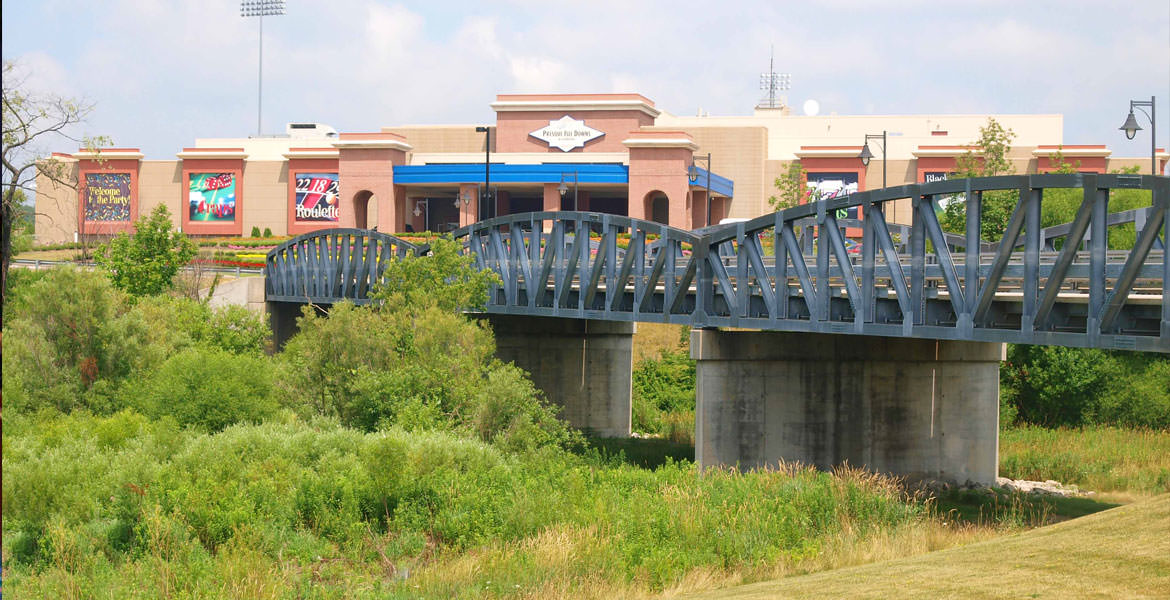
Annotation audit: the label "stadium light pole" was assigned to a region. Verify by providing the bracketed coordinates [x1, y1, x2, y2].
[1119, 96, 1157, 175]
[241, 0, 285, 137]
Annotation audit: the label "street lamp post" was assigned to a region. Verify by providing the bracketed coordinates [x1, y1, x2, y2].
[688, 153, 713, 226]
[856, 131, 888, 324]
[1119, 96, 1157, 175]
[858, 131, 887, 189]
[240, 1, 285, 137]
[557, 172, 579, 211]
[475, 126, 492, 220]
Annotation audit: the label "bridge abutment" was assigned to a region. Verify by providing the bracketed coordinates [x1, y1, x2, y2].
[488, 315, 633, 437]
[691, 329, 1003, 486]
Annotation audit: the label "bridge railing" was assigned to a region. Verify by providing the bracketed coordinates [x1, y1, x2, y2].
[697, 173, 1167, 350]
[452, 212, 703, 320]
[264, 174, 1168, 352]
[265, 228, 419, 304]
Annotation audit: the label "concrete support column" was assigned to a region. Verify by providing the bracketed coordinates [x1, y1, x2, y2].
[267, 302, 303, 351]
[489, 315, 634, 437]
[692, 329, 1003, 485]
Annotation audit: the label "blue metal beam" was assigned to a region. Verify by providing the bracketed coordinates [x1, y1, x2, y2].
[266, 175, 1170, 353]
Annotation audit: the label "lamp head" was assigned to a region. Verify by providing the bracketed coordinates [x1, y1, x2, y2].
[858, 143, 874, 166]
[558, 181, 568, 197]
[1120, 111, 1141, 140]
[687, 165, 700, 184]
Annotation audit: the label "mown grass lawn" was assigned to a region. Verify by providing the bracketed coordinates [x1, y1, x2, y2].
[683, 493, 1170, 600]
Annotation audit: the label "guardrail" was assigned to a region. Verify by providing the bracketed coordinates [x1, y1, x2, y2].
[11, 258, 264, 277]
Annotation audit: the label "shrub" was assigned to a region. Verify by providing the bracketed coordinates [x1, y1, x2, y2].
[1095, 359, 1170, 429]
[278, 302, 574, 451]
[277, 237, 571, 450]
[126, 346, 277, 432]
[3, 416, 923, 592]
[250, 226, 261, 237]
[3, 267, 148, 413]
[632, 348, 696, 435]
[132, 295, 269, 357]
[374, 236, 498, 312]
[96, 205, 197, 297]
[262, 227, 272, 237]
[1001, 344, 1170, 429]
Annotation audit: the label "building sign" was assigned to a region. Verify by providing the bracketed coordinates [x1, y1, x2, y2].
[294, 173, 340, 222]
[529, 116, 604, 152]
[807, 172, 859, 220]
[189, 172, 236, 222]
[923, 171, 961, 213]
[84, 173, 132, 222]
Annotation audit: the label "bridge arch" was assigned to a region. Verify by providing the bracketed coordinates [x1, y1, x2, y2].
[265, 228, 419, 305]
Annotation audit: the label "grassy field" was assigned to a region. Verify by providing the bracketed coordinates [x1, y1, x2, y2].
[682, 493, 1170, 600]
[1000, 426, 1170, 498]
[1, 415, 976, 600]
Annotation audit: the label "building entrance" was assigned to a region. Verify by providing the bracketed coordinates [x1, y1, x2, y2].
[422, 198, 460, 233]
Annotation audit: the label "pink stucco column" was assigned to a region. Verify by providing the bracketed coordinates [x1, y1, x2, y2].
[458, 183, 479, 227]
[335, 133, 412, 231]
[625, 130, 697, 229]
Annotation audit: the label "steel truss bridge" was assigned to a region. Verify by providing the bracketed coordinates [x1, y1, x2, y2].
[266, 174, 1169, 353]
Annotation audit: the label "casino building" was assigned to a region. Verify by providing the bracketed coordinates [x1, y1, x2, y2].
[35, 93, 1167, 243]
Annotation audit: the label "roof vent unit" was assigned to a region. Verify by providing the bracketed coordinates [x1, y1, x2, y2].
[286, 122, 339, 139]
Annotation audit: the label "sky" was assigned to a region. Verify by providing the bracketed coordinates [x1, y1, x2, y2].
[3, 0, 1168, 160]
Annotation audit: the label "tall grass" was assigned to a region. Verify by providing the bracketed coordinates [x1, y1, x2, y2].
[3, 411, 958, 599]
[999, 425, 1170, 495]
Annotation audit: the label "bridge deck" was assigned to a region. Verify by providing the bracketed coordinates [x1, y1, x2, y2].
[266, 174, 1170, 353]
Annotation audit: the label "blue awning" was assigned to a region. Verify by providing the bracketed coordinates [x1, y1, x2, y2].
[393, 163, 630, 185]
[394, 161, 735, 198]
[687, 167, 734, 198]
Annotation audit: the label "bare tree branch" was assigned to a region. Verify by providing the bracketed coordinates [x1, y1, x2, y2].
[2, 59, 107, 324]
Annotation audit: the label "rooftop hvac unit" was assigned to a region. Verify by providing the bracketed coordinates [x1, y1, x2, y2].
[285, 122, 339, 138]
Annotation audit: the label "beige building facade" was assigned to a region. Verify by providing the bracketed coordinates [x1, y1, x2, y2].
[36, 93, 1167, 244]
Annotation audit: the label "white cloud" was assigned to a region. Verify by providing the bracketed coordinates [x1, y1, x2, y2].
[508, 56, 566, 91]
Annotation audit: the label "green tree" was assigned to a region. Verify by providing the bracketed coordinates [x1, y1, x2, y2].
[768, 161, 810, 211]
[3, 267, 148, 413]
[277, 238, 570, 451]
[96, 204, 196, 296]
[941, 118, 1018, 242]
[126, 346, 276, 432]
[2, 60, 109, 324]
[373, 236, 499, 312]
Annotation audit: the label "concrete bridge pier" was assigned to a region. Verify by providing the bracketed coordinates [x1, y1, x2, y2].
[488, 315, 634, 438]
[691, 329, 1003, 486]
[267, 301, 303, 351]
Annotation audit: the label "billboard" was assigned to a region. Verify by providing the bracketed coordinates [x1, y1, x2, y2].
[84, 173, 132, 222]
[807, 172, 859, 220]
[923, 171, 960, 213]
[294, 173, 340, 222]
[189, 173, 236, 222]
